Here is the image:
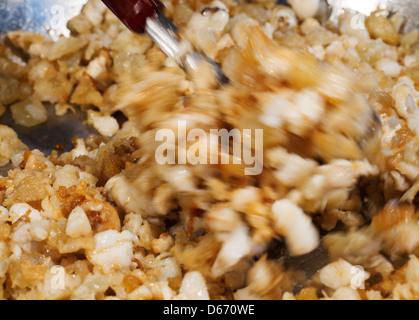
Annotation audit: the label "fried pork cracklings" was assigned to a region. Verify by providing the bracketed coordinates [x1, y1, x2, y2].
[0, 0, 418, 300]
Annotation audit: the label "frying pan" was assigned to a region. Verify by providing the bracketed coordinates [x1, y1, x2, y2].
[0, 0, 417, 157]
[0, 0, 417, 279]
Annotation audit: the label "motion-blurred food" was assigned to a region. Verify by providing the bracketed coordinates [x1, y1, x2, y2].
[0, 0, 418, 300]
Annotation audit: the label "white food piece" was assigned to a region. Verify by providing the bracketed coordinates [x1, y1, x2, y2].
[375, 58, 402, 78]
[339, 11, 370, 40]
[177, 271, 210, 300]
[0, 125, 27, 167]
[326, 40, 345, 59]
[274, 153, 317, 188]
[392, 77, 419, 136]
[406, 255, 419, 294]
[0, 242, 9, 278]
[10, 99, 47, 127]
[271, 7, 297, 31]
[300, 17, 321, 34]
[404, 55, 417, 68]
[319, 259, 369, 290]
[206, 206, 241, 233]
[71, 138, 90, 160]
[105, 174, 147, 215]
[11, 224, 31, 247]
[271, 199, 319, 256]
[330, 287, 361, 300]
[0, 206, 8, 223]
[9, 203, 42, 224]
[163, 166, 197, 192]
[83, 0, 107, 26]
[259, 96, 291, 128]
[86, 55, 108, 80]
[79, 171, 98, 187]
[211, 223, 252, 277]
[288, 0, 320, 19]
[286, 89, 325, 136]
[71, 274, 111, 300]
[29, 220, 49, 241]
[52, 165, 80, 189]
[87, 110, 119, 137]
[66, 207, 92, 238]
[263, 22, 274, 39]
[155, 256, 182, 281]
[185, 1, 229, 59]
[10, 150, 25, 168]
[282, 292, 296, 300]
[88, 230, 138, 274]
[231, 187, 261, 213]
[308, 44, 325, 60]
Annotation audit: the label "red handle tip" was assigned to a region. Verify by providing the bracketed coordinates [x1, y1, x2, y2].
[102, 0, 165, 33]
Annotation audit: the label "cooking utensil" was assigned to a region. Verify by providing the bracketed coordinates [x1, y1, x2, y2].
[101, 0, 229, 84]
